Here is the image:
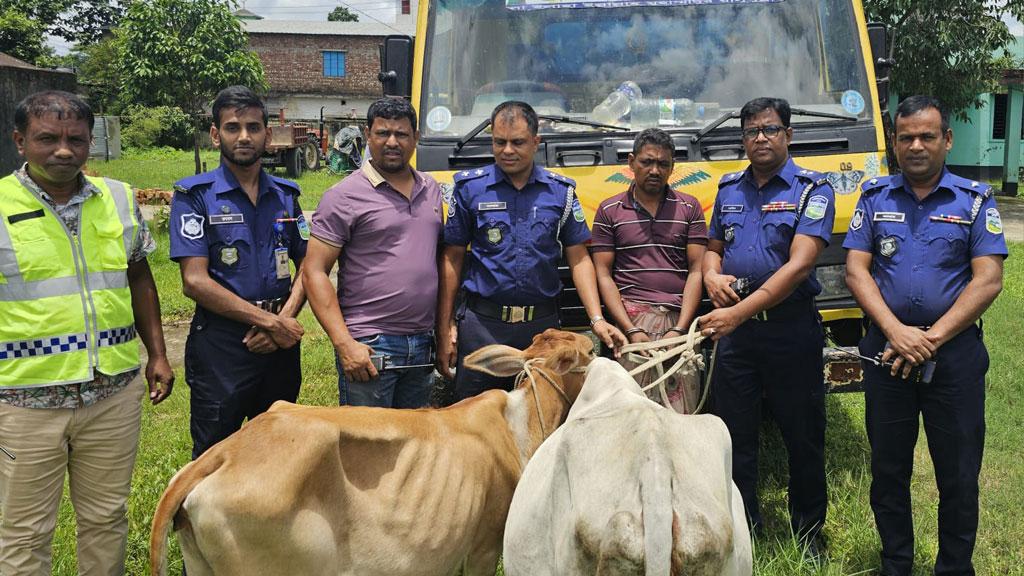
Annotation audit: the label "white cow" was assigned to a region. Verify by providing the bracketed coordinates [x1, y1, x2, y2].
[502, 357, 752, 575]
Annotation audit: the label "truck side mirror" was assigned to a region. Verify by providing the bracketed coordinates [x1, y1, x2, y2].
[867, 23, 894, 107]
[379, 35, 413, 98]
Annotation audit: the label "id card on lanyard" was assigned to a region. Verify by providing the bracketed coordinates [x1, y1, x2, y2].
[275, 247, 290, 280]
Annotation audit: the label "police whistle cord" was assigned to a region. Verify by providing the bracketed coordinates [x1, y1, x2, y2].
[619, 317, 717, 414]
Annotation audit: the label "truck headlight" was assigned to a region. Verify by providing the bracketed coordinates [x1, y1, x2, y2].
[816, 264, 850, 301]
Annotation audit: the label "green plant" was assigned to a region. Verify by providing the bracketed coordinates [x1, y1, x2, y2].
[120, 105, 193, 151]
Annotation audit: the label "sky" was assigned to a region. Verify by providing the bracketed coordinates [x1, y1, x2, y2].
[238, 0, 400, 23]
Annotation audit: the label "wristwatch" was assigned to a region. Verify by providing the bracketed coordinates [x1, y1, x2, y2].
[589, 315, 606, 327]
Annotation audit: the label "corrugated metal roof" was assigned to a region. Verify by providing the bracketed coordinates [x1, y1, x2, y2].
[242, 19, 414, 38]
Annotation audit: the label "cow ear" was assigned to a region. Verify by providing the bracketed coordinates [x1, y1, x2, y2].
[543, 346, 580, 375]
[464, 345, 526, 376]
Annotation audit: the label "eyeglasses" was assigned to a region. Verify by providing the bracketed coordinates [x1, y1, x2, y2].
[741, 125, 786, 140]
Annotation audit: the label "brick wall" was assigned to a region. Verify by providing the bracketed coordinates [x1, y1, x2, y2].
[248, 33, 383, 100]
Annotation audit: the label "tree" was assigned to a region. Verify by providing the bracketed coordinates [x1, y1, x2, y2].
[119, 0, 266, 173]
[864, 0, 1024, 118]
[0, 8, 50, 64]
[328, 5, 359, 22]
[0, 1, 125, 56]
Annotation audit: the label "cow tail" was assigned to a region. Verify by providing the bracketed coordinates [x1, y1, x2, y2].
[641, 442, 672, 576]
[149, 454, 223, 576]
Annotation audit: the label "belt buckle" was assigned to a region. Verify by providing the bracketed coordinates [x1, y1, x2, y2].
[753, 310, 768, 322]
[507, 306, 526, 324]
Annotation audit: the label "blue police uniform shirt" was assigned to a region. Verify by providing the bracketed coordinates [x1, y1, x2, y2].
[708, 157, 836, 302]
[169, 164, 307, 302]
[843, 168, 1008, 327]
[443, 163, 590, 304]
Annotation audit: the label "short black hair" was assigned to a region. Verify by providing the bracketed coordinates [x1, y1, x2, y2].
[14, 90, 94, 134]
[367, 97, 417, 130]
[211, 86, 268, 128]
[739, 97, 791, 129]
[491, 101, 539, 136]
[895, 95, 949, 132]
[632, 128, 675, 156]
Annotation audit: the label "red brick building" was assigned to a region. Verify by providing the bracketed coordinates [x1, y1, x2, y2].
[242, 4, 416, 121]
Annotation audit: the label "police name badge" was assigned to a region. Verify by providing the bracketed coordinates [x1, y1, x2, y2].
[220, 246, 239, 265]
[487, 227, 502, 244]
[804, 195, 829, 220]
[850, 208, 864, 231]
[275, 247, 290, 279]
[724, 226, 735, 242]
[878, 235, 898, 258]
[296, 214, 311, 240]
[986, 207, 1003, 234]
[180, 213, 205, 240]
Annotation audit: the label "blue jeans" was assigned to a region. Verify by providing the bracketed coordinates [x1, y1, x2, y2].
[337, 331, 434, 408]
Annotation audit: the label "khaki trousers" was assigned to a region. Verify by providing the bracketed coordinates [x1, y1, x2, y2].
[0, 381, 144, 576]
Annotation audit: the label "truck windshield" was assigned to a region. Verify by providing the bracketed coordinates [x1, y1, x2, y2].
[421, 0, 873, 138]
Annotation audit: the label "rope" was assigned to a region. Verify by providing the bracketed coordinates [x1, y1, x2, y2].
[618, 317, 718, 414]
[513, 357, 572, 439]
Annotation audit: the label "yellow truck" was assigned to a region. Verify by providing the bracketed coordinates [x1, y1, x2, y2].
[380, 0, 893, 390]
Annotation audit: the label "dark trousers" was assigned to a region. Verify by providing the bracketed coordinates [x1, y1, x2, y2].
[710, 308, 827, 538]
[184, 309, 301, 459]
[862, 324, 987, 576]
[453, 305, 559, 401]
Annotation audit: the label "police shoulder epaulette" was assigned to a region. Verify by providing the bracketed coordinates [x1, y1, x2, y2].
[794, 168, 822, 182]
[172, 172, 216, 195]
[859, 175, 890, 196]
[546, 170, 576, 188]
[453, 168, 489, 184]
[717, 171, 743, 188]
[271, 175, 301, 195]
[951, 175, 992, 199]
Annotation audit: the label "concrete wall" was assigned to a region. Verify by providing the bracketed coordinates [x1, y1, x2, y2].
[0, 66, 77, 174]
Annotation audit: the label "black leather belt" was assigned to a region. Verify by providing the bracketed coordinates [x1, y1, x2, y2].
[249, 297, 286, 314]
[751, 298, 813, 322]
[467, 294, 557, 324]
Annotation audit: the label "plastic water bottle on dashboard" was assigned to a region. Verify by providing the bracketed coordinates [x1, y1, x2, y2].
[591, 81, 642, 125]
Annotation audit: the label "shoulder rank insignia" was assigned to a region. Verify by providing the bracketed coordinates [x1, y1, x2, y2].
[718, 171, 743, 188]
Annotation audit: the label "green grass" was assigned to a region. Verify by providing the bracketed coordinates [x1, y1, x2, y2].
[87, 148, 343, 210]
[41, 239, 1024, 575]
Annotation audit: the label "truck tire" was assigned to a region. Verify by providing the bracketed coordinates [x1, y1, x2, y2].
[285, 147, 303, 178]
[303, 142, 320, 171]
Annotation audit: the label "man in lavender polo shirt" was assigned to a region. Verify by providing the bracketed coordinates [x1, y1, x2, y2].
[592, 128, 708, 412]
[303, 98, 443, 408]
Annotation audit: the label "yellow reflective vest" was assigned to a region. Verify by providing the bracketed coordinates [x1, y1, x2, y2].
[0, 173, 140, 387]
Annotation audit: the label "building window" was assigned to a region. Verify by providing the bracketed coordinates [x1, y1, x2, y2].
[323, 51, 346, 78]
[402, 0, 411, 14]
[991, 92, 1024, 141]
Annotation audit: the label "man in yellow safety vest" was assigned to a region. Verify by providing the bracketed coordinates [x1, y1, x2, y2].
[0, 90, 174, 575]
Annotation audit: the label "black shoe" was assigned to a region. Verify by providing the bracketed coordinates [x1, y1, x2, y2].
[802, 534, 827, 565]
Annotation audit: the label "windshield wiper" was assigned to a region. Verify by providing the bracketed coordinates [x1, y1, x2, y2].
[537, 114, 629, 132]
[453, 114, 629, 154]
[690, 107, 858, 149]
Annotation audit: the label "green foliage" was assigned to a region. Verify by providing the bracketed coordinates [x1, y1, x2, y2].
[0, 8, 50, 64]
[75, 37, 125, 114]
[864, 0, 1024, 119]
[328, 5, 359, 22]
[0, 0, 125, 49]
[120, 104, 193, 150]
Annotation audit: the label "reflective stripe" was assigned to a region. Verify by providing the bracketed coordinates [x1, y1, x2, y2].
[0, 325, 135, 361]
[0, 271, 126, 301]
[104, 179, 136, 258]
[0, 332, 88, 361]
[0, 218, 21, 283]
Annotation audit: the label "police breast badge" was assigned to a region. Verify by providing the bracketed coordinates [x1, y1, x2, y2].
[878, 235, 898, 258]
[487, 227, 502, 244]
[220, 246, 239, 265]
[180, 213, 205, 240]
[724, 226, 735, 242]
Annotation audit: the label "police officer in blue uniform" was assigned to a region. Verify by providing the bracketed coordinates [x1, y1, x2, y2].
[437, 101, 626, 399]
[699, 97, 834, 555]
[170, 86, 308, 458]
[844, 96, 1007, 576]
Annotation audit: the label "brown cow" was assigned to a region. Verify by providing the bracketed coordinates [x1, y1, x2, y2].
[150, 329, 595, 576]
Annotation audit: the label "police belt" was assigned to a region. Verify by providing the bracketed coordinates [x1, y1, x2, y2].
[248, 297, 286, 314]
[467, 293, 557, 324]
[750, 298, 814, 322]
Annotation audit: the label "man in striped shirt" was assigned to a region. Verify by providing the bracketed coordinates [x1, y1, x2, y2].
[592, 128, 708, 412]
